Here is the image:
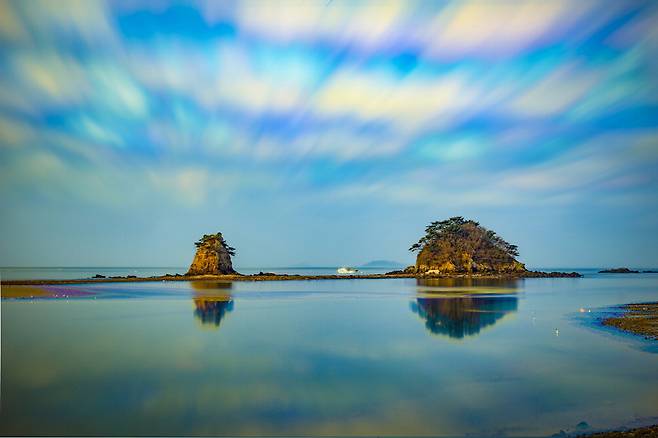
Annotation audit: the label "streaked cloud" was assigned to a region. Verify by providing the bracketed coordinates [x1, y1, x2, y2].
[507, 64, 602, 118]
[0, 0, 657, 266]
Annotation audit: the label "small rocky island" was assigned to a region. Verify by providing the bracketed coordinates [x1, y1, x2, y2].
[395, 217, 580, 278]
[187, 233, 238, 275]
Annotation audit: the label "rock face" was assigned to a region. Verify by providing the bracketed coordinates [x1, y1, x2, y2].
[187, 233, 237, 276]
[409, 217, 526, 274]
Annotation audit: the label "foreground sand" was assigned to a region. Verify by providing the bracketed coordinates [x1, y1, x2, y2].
[602, 303, 658, 340]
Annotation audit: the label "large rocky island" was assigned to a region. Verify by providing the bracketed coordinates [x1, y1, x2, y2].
[409, 216, 526, 275]
[392, 217, 580, 278]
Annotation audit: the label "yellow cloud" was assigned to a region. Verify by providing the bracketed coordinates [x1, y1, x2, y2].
[0, 0, 27, 42]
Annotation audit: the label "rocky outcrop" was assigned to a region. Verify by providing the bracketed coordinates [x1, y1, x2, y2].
[186, 233, 237, 276]
[409, 217, 527, 275]
[599, 267, 639, 273]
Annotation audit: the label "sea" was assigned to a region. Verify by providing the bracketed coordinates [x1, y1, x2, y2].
[1, 267, 657, 435]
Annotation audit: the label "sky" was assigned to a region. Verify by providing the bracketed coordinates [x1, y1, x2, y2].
[1, 0, 658, 269]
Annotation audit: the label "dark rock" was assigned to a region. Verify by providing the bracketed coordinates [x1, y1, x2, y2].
[599, 267, 640, 273]
[385, 270, 406, 275]
[256, 271, 277, 276]
[92, 274, 106, 279]
[525, 271, 582, 278]
[126, 275, 137, 278]
[642, 270, 658, 273]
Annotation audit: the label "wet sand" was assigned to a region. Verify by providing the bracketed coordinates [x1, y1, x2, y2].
[602, 303, 658, 340]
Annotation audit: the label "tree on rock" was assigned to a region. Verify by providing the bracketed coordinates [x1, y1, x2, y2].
[409, 217, 525, 274]
[187, 233, 237, 275]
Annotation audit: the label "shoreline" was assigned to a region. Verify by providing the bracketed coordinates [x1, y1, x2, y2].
[601, 302, 658, 340]
[1, 270, 582, 286]
[582, 424, 658, 437]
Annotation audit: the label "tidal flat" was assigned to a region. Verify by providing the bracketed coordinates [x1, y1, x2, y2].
[602, 303, 658, 340]
[1, 272, 657, 436]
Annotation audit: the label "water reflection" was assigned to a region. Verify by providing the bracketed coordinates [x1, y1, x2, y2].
[411, 278, 519, 339]
[190, 282, 234, 329]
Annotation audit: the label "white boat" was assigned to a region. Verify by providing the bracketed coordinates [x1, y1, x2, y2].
[337, 267, 359, 274]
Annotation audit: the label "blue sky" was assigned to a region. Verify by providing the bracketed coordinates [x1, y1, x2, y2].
[1, 0, 657, 269]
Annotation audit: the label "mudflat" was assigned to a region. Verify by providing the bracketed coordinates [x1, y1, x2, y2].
[584, 424, 658, 437]
[602, 303, 658, 340]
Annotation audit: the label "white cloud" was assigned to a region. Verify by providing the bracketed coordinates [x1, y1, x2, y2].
[148, 167, 210, 206]
[506, 65, 601, 118]
[0, 0, 27, 42]
[423, 1, 593, 59]
[233, 0, 409, 49]
[11, 52, 91, 107]
[0, 115, 33, 147]
[500, 131, 658, 193]
[13, 0, 118, 47]
[74, 116, 124, 147]
[322, 130, 658, 207]
[230, 0, 611, 61]
[87, 63, 149, 117]
[313, 68, 484, 132]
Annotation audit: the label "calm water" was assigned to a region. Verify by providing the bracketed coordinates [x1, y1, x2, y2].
[1, 273, 658, 436]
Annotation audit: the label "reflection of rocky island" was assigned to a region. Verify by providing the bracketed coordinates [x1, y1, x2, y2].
[191, 281, 234, 328]
[193, 297, 234, 328]
[411, 278, 519, 339]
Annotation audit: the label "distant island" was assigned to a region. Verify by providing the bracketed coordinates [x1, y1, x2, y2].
[599, 267, 640, 273]
[599, 267, 657, 274]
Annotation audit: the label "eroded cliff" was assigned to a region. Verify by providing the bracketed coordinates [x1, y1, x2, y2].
[187, 233, 237, 275]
